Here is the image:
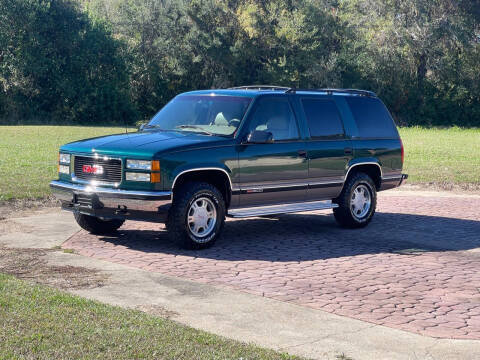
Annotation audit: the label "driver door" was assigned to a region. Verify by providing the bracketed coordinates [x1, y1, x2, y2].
[237, 96, 308, 207]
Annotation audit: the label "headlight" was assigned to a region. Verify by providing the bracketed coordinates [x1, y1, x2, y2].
[59, 153, 71, 164]
[59, 165, 70, 174]
[126, 159, 151, 170]
[126, 172, 150, 182]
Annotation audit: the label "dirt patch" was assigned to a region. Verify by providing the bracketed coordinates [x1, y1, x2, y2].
[135, 304, 179, 319]
[0, 197, 58, 220]
[0, 218, 37, 234]
[0, 247, 107, 290]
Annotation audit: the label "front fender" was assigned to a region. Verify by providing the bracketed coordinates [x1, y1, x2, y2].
[160, 145, 239, 191]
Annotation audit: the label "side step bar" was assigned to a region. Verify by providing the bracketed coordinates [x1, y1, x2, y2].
[228, 200, 338, 218]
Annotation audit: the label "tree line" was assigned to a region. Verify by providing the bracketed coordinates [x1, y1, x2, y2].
[0, 0, 479, 126]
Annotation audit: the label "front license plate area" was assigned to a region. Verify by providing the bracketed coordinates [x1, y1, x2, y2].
[73, 193, 103, 210]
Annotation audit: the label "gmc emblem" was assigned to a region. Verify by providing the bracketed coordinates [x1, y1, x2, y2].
[82, 164, 104, 175]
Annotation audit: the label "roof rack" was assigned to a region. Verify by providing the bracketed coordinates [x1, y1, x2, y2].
[286, 88, 377, 97]
[229, 85, 291, 92]
[228, 86, 376, 97]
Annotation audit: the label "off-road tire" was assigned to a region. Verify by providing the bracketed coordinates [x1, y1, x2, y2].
[333, 172, 377, 228]
[167, 181, 226, 249]
[74, 213, 125, 234]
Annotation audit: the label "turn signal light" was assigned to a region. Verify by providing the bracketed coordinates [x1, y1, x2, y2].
[151, 172, 161, 183]
[151, 160, 160, 171]
[151, 160, 160, 183]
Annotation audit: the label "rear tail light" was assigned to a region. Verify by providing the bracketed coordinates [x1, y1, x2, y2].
[400, 138, 404, 165]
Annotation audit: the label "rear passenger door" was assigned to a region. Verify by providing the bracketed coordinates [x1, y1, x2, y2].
[299, 96, 352, 200]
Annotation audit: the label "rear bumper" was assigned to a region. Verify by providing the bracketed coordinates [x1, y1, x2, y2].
[379, 173, 408, 191]
[50, 180, 172, 222]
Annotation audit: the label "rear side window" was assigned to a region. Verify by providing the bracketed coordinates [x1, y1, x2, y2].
[301, 98, 344, 139]
[345, 97, 398, 138]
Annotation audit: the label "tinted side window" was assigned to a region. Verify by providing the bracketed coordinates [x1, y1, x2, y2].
[345, 97, 398, 138]
[301, 98, 344, 139]
[248, 98, 299, 141]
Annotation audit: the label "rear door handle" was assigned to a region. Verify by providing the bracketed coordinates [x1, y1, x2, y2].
[344, 147, 353, 155]
[298, 150, 307, 158]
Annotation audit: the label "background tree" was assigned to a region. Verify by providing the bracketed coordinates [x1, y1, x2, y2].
[337, 0, 480, 125]
[0, 0, 134, 124]
[1, 0, 479, 126]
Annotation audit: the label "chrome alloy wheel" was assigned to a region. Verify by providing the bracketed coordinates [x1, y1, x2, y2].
[350, 184, 371, 219]
[187, 197, 217, 238]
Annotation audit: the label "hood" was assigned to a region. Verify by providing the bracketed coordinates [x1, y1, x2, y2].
[60, 130, 231, 158]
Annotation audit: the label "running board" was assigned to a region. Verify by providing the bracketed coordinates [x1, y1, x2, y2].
[228, 200, 338, 218]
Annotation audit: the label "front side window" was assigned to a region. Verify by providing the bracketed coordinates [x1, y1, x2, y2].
[247, 98, 299, 141]
[301, 98, 345, 139]
[148, 95, 252, 136]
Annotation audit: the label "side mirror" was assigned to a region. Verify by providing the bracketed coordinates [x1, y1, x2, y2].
[246, 130, 273, 144]
[138, 123, 146, 132]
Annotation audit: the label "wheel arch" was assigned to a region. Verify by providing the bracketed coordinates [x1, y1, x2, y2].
[344, 162, 382, 190]
[172, 168, 232, 207]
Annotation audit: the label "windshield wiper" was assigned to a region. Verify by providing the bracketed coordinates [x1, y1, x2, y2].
[143, 124, 164, 130]
[175, 125, 214, 136]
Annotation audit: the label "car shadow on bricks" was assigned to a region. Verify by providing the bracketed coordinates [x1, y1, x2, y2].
[94, 212, 480, 262]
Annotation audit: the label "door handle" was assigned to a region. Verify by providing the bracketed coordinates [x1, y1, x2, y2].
[298, 150, 307, 158]
[344, 147, 353, 155]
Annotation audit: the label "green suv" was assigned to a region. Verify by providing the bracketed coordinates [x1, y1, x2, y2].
[51, 86, 407, 249]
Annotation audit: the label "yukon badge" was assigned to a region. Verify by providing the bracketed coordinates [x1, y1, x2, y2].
[82, 164, 104, 175]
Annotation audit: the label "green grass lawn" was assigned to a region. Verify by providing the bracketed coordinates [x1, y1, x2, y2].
[0, 273, 298, 359]
[0, 125, 128, 201]
[399, 127, 480, 186]
[0, 125, 478, 201]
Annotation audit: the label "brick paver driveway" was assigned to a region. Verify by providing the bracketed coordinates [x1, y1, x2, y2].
[64, 192, 480, 340]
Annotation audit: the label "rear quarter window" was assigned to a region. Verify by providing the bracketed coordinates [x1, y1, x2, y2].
[301, 98, 345, 139]
[345, 97, 398, 138]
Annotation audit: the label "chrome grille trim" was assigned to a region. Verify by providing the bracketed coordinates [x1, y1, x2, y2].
[72, 155, 123, 184]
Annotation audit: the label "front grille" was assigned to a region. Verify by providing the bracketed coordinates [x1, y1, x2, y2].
[74, 156, 122, 183]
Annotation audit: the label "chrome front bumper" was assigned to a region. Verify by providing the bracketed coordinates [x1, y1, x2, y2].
[50, 180, 172, 221]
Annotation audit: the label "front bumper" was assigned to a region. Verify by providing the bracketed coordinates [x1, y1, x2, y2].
[50, 180, 172, 222]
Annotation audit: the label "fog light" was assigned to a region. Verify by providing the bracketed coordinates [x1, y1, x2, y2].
[59, 165, 70, 174]
[126, 172, 150, 182]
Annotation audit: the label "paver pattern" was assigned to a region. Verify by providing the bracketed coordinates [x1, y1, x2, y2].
[64, 193, 480, 339]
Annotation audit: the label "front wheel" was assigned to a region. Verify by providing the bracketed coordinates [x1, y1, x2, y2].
[167, 182, 225, 249]
[333, 172, 377, 228]
[74, 213, 125, 234]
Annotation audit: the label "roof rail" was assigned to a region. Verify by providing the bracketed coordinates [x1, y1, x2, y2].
[229, 85, 291, 92]
[286, 88, 377, 97]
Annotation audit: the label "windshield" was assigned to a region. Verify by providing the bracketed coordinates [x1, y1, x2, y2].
[148, 95, 252, 136]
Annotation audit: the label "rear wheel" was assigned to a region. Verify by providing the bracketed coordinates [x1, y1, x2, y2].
[167, 182, 225, 249]
[74, 213, 125, 234]
[333, 172, 377, 228]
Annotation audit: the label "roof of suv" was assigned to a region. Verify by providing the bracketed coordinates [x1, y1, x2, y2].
[182, 86, 377, 98]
